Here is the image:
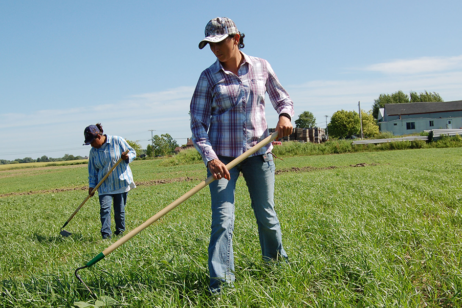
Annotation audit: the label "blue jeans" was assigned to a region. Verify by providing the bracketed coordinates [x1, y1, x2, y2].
[207, 153, 288, 293]
[99, 192, 127, 238]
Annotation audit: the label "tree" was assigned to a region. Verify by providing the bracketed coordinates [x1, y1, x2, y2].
[152, 133, 179, 157]
[295, 111, 316, 128]
[361, 110, 379, 137]
[62, 154, 76, 161]
[410, 91, 443, 103]
[372, 91, 409, 119]
[372, 90, 444, 119]
[16, 157, 34, 163]
[146, 144, 154, 158]
[327, 110, 360, 138]
[126, 139, 143, 157]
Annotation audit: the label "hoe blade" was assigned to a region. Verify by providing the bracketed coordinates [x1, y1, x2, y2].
[60, 229, 72, 237]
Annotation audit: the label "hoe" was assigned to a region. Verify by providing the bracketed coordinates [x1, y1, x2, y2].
[60, 150, 129, 237]
[75, 132, 279, 297]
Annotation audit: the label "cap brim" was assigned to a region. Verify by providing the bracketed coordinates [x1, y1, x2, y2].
[198, 34, 228, 49]
[83, 138, 95, 145]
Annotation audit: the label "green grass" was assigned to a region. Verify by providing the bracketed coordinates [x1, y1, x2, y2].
[1, 148, 462, 307]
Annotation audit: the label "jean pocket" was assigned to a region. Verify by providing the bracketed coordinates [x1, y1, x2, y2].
[262, 153, 273, 162]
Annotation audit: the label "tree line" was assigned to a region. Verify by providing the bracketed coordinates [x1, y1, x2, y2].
[0, 154, 87, 165]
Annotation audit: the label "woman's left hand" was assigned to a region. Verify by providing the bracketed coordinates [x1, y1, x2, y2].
[275, 116, 293, 140]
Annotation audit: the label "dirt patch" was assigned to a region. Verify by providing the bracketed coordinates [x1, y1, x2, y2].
[135, 177, 202, 187]
[0, 176, 203, 198]
[275, 163, 377, 175]
[350, 163, 367, 167]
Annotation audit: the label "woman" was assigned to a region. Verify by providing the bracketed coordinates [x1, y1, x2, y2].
[84, 123, 136, 239]
[190, 17, 294, 293]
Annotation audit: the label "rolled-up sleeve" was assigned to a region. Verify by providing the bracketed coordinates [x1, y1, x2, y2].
[265, 60, 294, 118]
[119, 137, 136, 164]
[190, 71, 218, 165]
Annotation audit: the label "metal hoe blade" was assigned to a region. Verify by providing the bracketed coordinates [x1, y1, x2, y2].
[60, 229, 72, 237]
[75, 265, 97, 298]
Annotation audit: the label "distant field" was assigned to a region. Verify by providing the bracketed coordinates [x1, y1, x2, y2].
[1, 148, 461, 307]
[0, 159, 88, 171]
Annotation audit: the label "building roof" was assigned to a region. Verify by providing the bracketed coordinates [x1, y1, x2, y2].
[385, 100, 462, 116]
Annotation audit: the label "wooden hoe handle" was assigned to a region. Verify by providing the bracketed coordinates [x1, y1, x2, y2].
[84, 132, 279, 267]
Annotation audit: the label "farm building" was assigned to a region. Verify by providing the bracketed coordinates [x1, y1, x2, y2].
[269, 127, 327, 143]
[378, 100, 462, 136]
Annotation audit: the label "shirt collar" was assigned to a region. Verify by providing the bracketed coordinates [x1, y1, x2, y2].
[212, 51, 253, 74]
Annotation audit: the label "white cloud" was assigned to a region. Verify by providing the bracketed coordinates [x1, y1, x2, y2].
[0, 86, 195, 160]
[364, 55, 462, 75]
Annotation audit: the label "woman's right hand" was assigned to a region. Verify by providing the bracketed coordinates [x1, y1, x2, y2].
[89, 187, 95, 197]
[208, 159, 230, 180]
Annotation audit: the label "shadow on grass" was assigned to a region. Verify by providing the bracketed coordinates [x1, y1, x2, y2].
[33, 232, 94, 243]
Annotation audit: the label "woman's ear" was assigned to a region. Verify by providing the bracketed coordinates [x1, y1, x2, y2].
[234, 33, 240, 45]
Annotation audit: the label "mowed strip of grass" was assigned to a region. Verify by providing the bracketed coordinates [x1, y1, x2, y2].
[0, 148, 461, 307]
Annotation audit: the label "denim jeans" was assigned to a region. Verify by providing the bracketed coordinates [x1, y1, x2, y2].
[99, 192, 127, 238]
[207, 153, 288, 293]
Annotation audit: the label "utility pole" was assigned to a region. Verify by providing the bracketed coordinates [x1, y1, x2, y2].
[148, 130, 156, 147]
[358, 101, 363, 139]
[325, 115, 329, 140]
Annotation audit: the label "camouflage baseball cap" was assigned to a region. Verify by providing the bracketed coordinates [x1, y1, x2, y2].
[198, 17, 239, 49]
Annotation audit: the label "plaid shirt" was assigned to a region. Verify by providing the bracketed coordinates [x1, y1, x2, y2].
[88, 135, 136, 195]
[190, 52, 294, 165]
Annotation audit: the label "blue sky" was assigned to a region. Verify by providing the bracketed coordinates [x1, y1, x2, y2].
[1, 0, 461, 160]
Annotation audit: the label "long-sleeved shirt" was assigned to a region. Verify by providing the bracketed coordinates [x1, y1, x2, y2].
[88, 135, 136, 195]
[190, 52, 294, 165]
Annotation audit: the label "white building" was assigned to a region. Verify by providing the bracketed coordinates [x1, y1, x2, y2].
[378, 100, 462, 136]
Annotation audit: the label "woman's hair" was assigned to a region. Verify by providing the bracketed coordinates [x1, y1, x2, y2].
[229, 32, 245, 49]
[96, 123, 104, 134]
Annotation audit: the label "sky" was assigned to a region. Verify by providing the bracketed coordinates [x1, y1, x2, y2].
[1, 0, 461, 160]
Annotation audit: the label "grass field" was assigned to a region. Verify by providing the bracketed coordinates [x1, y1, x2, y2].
[1, 148, 461, 307]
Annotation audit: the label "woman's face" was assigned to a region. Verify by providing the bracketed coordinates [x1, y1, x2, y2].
[90, 134, 105, 148]
[209, 36, 238, 63]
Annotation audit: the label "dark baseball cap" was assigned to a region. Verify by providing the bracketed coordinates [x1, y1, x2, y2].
[83, 125, 101, 145]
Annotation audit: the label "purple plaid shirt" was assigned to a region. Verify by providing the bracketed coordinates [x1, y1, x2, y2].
[190, 52, 294, 165]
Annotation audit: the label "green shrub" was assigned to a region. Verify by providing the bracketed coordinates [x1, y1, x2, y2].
[160, 148, 202, 166]
[410, 140, 426, 148]
[375, 131, 394, 139]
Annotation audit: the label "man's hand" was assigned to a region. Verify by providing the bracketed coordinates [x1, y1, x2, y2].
[88, 187, 95, 197]
[208, 159, 231, 181]
[275, 115, 293, 140]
